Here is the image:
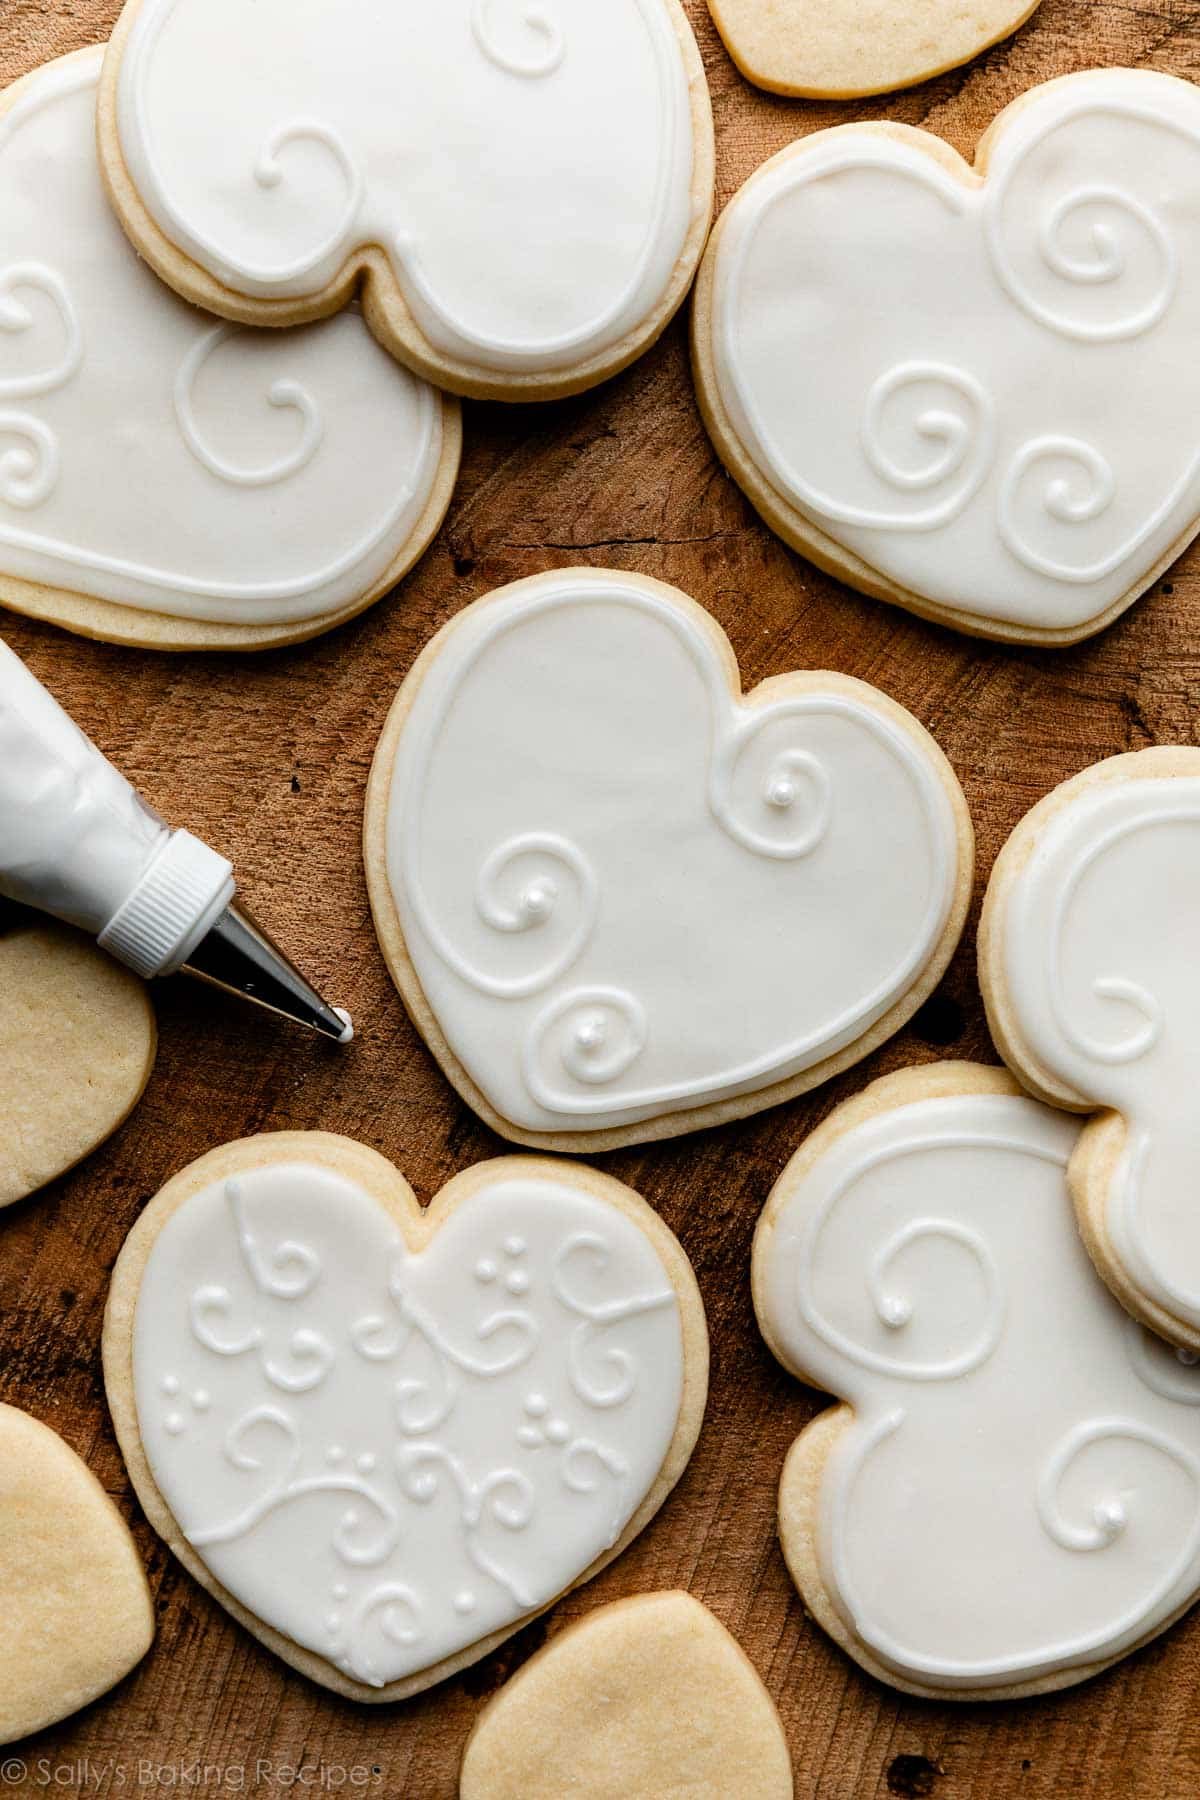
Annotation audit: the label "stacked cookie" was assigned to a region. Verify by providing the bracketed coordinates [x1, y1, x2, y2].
[4, 0, 1200, 1790]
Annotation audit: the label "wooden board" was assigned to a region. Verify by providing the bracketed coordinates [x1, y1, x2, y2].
[3, 1, 1200, 1793]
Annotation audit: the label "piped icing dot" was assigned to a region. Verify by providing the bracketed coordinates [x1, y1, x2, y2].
[1094, 1499, 1127, 1536]
[356, 1452, 377, 1473]
[767, 776, 797, 810]
[517, 1425, 544, 1449]
[546, 1418, 570, 1446]
[475, 1258, 498, 1284]
[504, 1236, 527, 1258]
[879, 1296, 912, 1330]
[192, 1389, 211, 1411]
[524, 1393, 549, 1418]
[574, 1013, 608, 1052]
[164, 1412, 185, 1436]
[327, 1445, 347, 1465]
[506, 1270, 530, 1296]
[521, 879, 557, 922]
[454, 1591, 477, 1615]
[161, 1375, 180, 1397]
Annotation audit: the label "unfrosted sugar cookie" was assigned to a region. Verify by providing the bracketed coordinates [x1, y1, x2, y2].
[459, 1592, 793, 1800]
[103, 1133, 708, 1700]
[980, 748, 1200, 1351]
[694, 69, 1200, 645]
[0, 914, 155, 1208]
[705, 0, 1041, 99]
[753, 1062, 1200, 1700]
[0, 50, 459, 651]
[364, 570, 972, 1151]
[0, 1403, 154, 1744]
[97, 1, 714, 404]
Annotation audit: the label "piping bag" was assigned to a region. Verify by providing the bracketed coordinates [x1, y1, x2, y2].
[0, 639, 352, 1044]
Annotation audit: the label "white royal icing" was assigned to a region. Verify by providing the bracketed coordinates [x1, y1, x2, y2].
[997, 768, 1200, 1336]
[0, 51, 445, 627]
[378, 574, 962, 1137]
[133, 1161, 684, 1688]
[114, 0, 697, 375]
[755, 1087, 1200, 1690]
[707, 70, 1200, 635]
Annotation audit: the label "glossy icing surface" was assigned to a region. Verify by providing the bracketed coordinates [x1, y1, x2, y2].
[999, 772, 1200, 1333]
[132, 1162, 684, 1687]
[756, 1089, 1200, 1689]
[378, 575, 961, 1136]
[707, 70, 1200, 633]
[1, 52, 444, 625]
[115, 0, 697, 374]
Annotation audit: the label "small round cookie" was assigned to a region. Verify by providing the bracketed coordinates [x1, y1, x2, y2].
[104, 1133, 708, 1701]
[0, 50, 459, 651]
[753, 1061, 1200, 1700]
[705, 0, 1041, 99]
[980, 746, 1200, 1351]
[98, 0, 715, 404]
[693, 69, 1200, 645]
[459, 1592, 793, 1800]
[0, 914, 155, 1209]
[0, 1403, 154, 1744]
[365, 568, 973, 1152]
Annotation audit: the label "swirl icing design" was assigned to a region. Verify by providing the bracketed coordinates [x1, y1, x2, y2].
[379, 574, 961, 1138]
[114, 0, 696, 375]
[754, 1083, 1200, 1692]
[131, 1161, 685, 1688]
[0, 51, 446, 627]
[997, 767, 1200, 1337]
[705, 70, 1200, 635]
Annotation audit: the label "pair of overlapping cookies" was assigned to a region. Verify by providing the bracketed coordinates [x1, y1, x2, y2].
[7, 0, 1200, 1788]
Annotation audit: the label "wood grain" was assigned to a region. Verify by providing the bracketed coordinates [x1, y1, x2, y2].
[3, 2, 1200, 1795]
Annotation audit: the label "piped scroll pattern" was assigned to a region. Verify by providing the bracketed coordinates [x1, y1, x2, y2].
[0, 264, 325, 510]
[759, 1097, 1200, 1686]
[471, 1, 565, 78]
[188, 1179, 336, 1394]
[174, 325, 324, 488]
[0, 263, 81, 510]
[159, 1187, 680, 1688]
[1045, 809, 1187, 1069]
[722, 92, 1200, 593]
[1010, 791, 1200, 1328]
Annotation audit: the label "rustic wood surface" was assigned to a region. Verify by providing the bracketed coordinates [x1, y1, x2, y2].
[3, 1, 1200, 1794]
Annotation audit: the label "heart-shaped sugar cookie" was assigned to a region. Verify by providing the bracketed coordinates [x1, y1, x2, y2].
[459, 1592, 793, 1799]
[0, 914, 155, 1208]
[0, 1403, 154, 1744]
[104, 1133, 707, 1700]
[98, 0, 714, 402]
[0, 51, 459, 651]
[365, 570, 972, 1150]
[705, 0, 1041, 99]
[694, 70, 1200, 644]
[753, 1063, 1200, 1699]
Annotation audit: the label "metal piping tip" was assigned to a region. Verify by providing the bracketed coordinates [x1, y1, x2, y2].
[181, 903, 353, 1043]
